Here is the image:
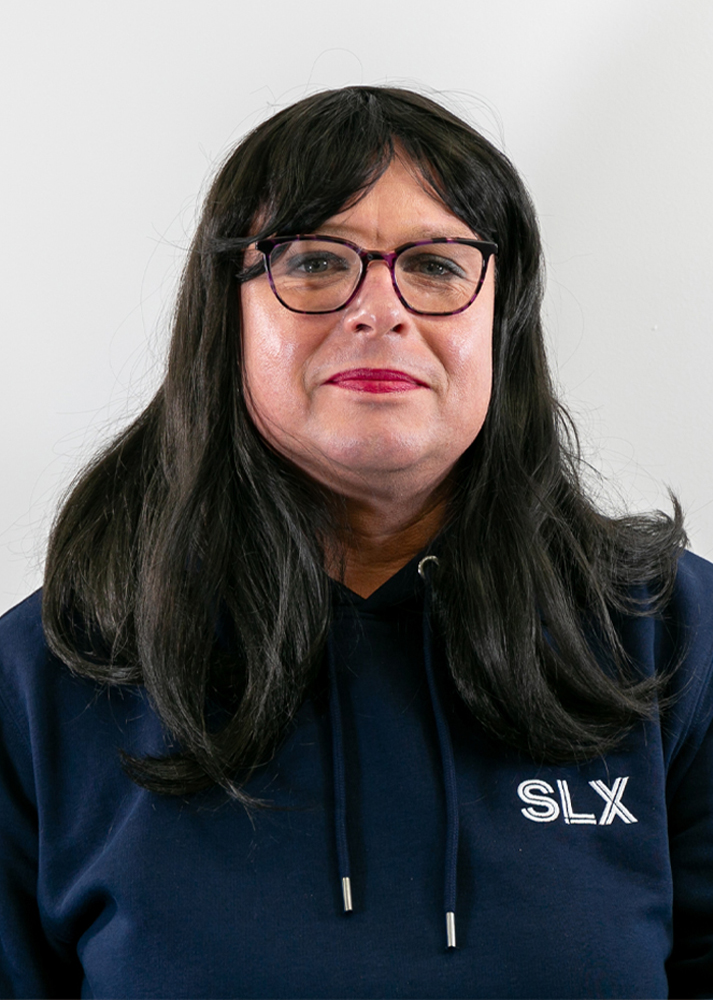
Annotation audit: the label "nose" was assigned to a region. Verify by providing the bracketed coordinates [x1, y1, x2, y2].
[342, 258, 408, 334]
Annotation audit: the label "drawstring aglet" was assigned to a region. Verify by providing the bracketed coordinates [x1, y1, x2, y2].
[342, 876, 353, 912]
[446, 911, 456, 949]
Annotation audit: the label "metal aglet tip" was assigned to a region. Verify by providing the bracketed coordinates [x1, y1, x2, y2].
[342, 876, 353, 912]
[446, 911, 456, 949]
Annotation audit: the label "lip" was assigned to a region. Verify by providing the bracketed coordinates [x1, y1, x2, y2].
[325, 368, 428, 394]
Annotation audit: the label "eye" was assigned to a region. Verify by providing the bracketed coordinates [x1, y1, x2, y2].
[285, 251, 352, 276]
[401, 252, 466, 280]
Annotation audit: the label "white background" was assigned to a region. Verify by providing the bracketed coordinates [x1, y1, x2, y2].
[1, 0, 712, 616]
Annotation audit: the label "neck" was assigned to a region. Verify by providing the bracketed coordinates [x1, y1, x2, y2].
[327, 484, 449, 598]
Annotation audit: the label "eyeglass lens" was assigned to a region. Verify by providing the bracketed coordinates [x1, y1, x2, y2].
[267, 239, 485, 314]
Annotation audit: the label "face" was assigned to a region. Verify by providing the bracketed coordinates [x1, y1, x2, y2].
[240, 157, 495, 504]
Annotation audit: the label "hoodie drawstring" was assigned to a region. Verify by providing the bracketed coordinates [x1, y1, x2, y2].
[327, 555, 460, 950]
[418, 555, 459, 949]
[327, 630, 353, 913]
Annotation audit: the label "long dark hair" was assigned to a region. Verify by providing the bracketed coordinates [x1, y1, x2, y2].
[42, 86, 686, 800]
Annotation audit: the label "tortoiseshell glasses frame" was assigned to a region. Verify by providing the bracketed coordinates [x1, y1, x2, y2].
[255, 235, 498, 316]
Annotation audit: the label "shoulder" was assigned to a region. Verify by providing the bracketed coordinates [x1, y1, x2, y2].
[0, 589, 47, 672]
[619, 549, 713, 678]
[652, 550, 713, 777]
[0, 589, 92, 721]
[669, 548, 713, 624]
[661, 549, 713, 692]
[0, 590, 53, 739]
[0, 590, 164, 803]
[662, 549, 713, 694]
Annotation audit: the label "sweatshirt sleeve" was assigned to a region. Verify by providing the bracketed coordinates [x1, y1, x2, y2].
[664, 558, 713, 999]
[0, 601, 82, 999]
[666, 708, 713, 997]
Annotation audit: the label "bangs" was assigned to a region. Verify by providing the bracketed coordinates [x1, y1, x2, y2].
[250, 97, 395, 238]
[209, 90, 396, 248]
[206, 89, 508, 250]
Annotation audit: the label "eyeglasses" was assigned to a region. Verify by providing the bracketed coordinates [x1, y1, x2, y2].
[255, 235, 498, 316]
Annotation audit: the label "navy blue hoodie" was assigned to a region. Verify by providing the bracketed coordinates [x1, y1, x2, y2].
[1, 550, 713, 998]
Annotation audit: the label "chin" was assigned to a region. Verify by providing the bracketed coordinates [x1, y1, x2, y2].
[325, 431, 427, 464]
[316, 440, 445, 486]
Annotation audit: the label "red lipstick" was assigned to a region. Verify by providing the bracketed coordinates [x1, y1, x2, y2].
[325, 368, 427, 394]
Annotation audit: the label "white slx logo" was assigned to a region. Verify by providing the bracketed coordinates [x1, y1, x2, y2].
[517, 776, 638, 825]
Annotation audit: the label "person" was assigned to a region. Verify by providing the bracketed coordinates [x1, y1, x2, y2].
[0, 85, 711, 1000]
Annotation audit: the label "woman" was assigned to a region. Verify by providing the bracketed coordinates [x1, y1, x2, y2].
[0, 86, 711, 999]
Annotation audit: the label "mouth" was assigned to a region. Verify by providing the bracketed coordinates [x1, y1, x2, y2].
[324, 368, 428, 394]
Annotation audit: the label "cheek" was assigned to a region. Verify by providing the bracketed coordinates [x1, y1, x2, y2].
[240, 291, 305, 422]
[244, 319, 299, 388]
[240, 286, 338, 450]
[442, 312, 494, 431]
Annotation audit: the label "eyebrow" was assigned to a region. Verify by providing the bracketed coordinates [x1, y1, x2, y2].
[313, 223, 478, 243]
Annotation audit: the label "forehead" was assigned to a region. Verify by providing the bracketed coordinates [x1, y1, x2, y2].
[313, 157, 476, 247]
